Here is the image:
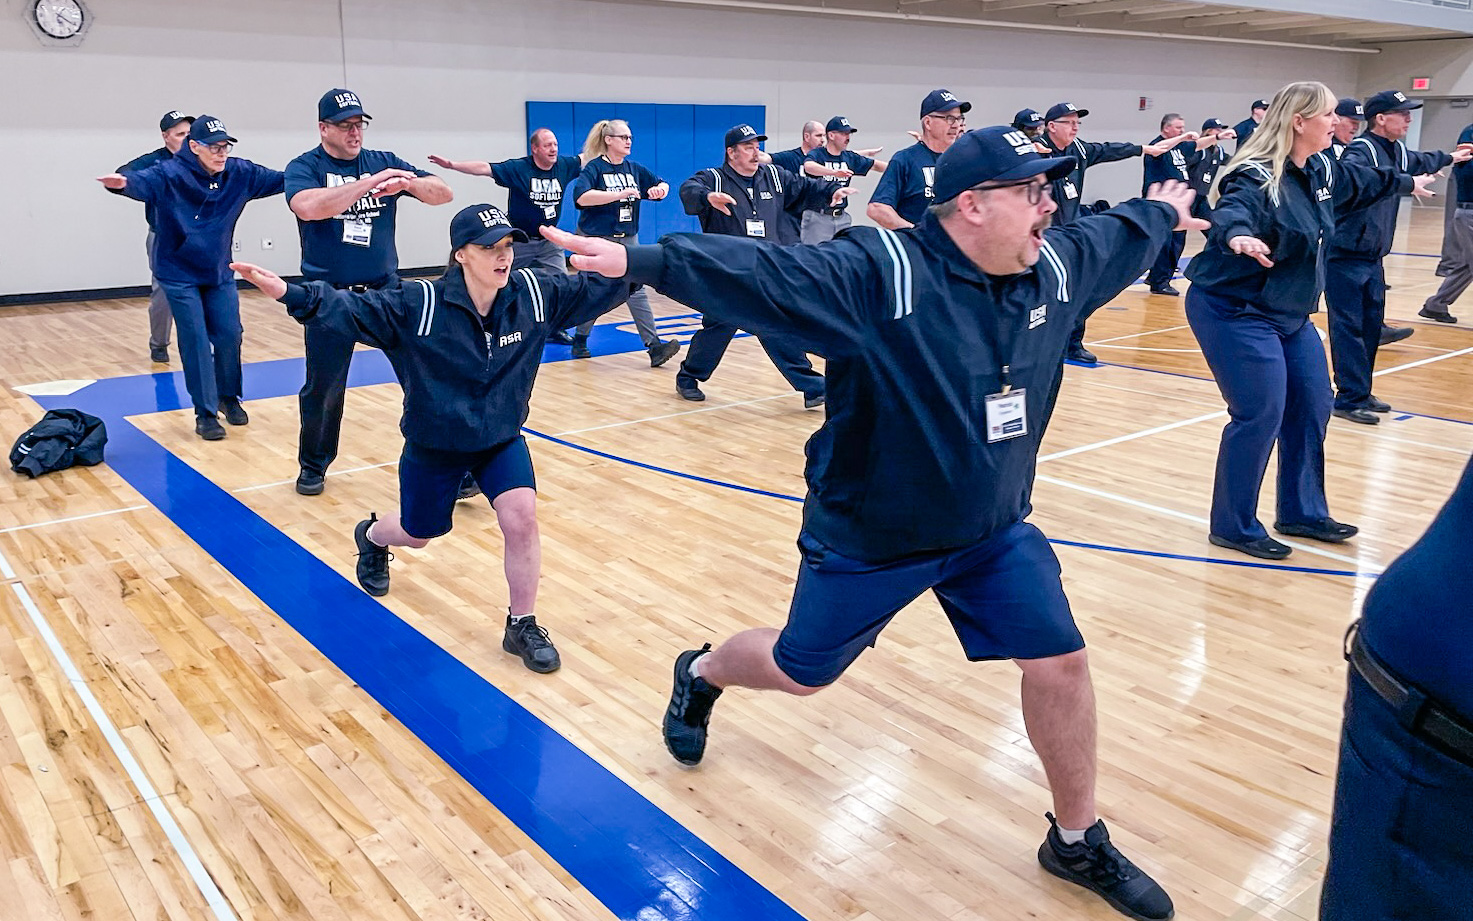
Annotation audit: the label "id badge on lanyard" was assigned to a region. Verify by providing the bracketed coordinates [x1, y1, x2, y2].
[746, 219, 766, 238]
[985, 386, 1028, 442]
[617, 203, 634, 224]
[342, 217, 372, 247]
[1062, 180, 1079, 201]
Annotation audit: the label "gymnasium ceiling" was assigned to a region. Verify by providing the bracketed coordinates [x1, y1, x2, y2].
[608, 0, 1473, 50]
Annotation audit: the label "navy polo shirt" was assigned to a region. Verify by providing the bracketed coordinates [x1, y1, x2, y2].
[1455, 125, 1473, 203]
[571, 156, 663, 237]
[285, 146, 431, 287]
[870, 141, 941, 224]
[1141, 134, 1198, 195]
[803, 147, 875, 215]
[489, 154, 583, 236]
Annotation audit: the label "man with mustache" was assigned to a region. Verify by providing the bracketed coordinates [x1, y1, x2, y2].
[546, 125, 1203, 921]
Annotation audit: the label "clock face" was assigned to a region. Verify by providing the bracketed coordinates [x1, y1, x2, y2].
[34, 0, 85, 39]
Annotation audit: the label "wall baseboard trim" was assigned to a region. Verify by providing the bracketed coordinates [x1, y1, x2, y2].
[0, 266, 446, 309]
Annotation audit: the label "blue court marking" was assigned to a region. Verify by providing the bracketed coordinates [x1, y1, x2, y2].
[32, 351, 804, 921]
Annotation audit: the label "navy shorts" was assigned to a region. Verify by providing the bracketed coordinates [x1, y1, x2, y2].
[773, 521, 1084, 687]
[399, 436, 536, 540]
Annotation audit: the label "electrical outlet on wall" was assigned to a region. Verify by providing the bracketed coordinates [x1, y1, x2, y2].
[233, 241, 241, 251]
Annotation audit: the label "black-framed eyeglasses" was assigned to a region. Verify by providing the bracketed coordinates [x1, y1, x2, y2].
[330, 120, 369, 132]
[201, 142, 234, 155]
[927, 114, 967, 125]
[606, 133, 632, 140]
[972, 177, 1051, 205]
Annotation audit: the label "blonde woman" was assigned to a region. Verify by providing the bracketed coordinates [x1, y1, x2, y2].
[1182, 81, 1436, 560]
[567, 119, 679, 365]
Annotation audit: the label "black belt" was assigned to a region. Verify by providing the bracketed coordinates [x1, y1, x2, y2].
[1346, 622, 1473, 764]
[608, 232, 629, 239]
[332, 283, 373, 293]
[820, 208, 845, 218]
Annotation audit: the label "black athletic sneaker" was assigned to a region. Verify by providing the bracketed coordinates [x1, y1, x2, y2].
[219, 398, 249, 426]
[502, 615, 561, 673]
[296, 470, 325, 496]
[456, 473, 482, 501]
[150, 346, 169, 363]
[353, 513, 392, 597]
[648, 339, 681, 368]
[1038, 812, 1174, 920]
[571, 336, 592, 359]
[664, 644, 723, 765]
[195, 415, 226, 441]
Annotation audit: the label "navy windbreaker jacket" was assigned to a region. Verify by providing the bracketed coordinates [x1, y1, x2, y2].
[1330, 132, 1450, 261]
[279, 264, 630, 452]
[623, 200, 1178, 562]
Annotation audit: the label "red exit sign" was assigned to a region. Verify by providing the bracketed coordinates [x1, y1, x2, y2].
[1411, 76, 1432, 92]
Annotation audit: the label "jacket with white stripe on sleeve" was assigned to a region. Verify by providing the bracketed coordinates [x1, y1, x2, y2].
[622, 200, 1176, 562]
[278, 264, 631, 452]
[1330, 132, 1451, 260]
[678, 162, 834, 244]
[1185, 153, 1409, 331]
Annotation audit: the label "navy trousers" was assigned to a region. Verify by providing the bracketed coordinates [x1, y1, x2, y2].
[298, 277, 396, 477]
[1320, 669, 1473, 920]
[160, 280, 242, 418]
[676, 318, 824, 399]
[1145, 230, 1185, 288]
[1186, 288, 1331, 541]
[1324, 256, 1384, 412]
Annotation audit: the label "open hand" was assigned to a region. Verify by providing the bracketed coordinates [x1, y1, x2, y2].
[230, 262, 288, 298]
[97, 174, 127, 190]
[708, 191, 737, 215]
[541, 226, 628, 277]
[1145, 180, 1208, 232]
[1227, 235, 1275, 268]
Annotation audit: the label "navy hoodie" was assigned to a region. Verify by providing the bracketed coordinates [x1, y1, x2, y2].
[121, 146, 284, 285]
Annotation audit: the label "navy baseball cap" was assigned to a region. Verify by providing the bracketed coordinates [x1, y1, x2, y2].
[189, 116, 237, 146]
[1335, 97, 1365, 120]
[724, 124, 768, 148]
[1201, 117, 1229, 131]
[450, 204, 529, 249]
[318, 88, 372, 123]
[1045, 102, 1089, 122]
[159, 110, 193, 132]
[921, 89, 972, 118]
[1252, 98, 1271, 111]
[1013, 109, 1045, 130]
[1365, 89, 1422, 118]
[933, 126, 1075, 204]
[825, 116, 857, 133]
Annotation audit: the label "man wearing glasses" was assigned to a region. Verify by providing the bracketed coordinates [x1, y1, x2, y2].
[97, 116, 284, 441]
[868, 89, 970, 230]
[546, 125, 1202, 921]
[285, 89, 452, 495]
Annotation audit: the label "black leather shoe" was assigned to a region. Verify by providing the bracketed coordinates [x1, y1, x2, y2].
[295, 470, 325, 496]
[664, 645, 723, 765]
[1148, 283, 1181, 297]
[1365, 396, 1391, 413]
[1067, 346, 1098, 364]
[548, 328, 575, 345]
[502, 615, 561, 673]
[676, 383, 705, 402]
[1208, 533, 1292, 560]
[219, 398, 249, 426]
[1038, 813, 1175, 921]
[570, 336, 592, 359]
[1332, 407, 1380, 425]
[803, 393, 825, 409]
[1379, 325, 1413, 345]
[195, 415, 226, 441]
[649, 339, 681, 368]
[1274, 518, 1358, 543]
[150, 346, 169, 363]
[1419, 306, 1458, 323]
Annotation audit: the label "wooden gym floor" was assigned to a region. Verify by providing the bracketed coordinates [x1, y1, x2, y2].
[0, 205, 1469, 921]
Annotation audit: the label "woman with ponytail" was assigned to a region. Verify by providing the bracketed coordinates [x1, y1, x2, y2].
[568, 119, 679, 366]
[1182, 81, 1436, 560]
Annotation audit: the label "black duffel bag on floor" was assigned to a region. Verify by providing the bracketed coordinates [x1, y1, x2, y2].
[9, 409, 108, 478]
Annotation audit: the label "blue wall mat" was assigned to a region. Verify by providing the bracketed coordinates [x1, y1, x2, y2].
[527, 101, 766, 243]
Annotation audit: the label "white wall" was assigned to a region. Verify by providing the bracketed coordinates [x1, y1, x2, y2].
[1, 0, 1362, 296]
[1359, 37, 1473, 98]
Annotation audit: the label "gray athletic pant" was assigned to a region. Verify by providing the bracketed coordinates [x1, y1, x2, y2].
[573, 235, 660, 346]
[1425, 207, 1473, 313]
[800, 210, 851, 245]
[146, 230, 173, 351]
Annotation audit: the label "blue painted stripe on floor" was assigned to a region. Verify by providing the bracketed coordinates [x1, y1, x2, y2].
[36, 370, 805, 921]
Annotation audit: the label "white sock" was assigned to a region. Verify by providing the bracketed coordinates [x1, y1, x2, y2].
[366, 521, 386, 547]
[509, 611, 533, 624]
[688, 654, 705, 681]
[1057, 826, 1088, 846]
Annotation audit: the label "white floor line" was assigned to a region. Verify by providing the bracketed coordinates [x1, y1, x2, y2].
[10, 582, 239, 921]
[1039, 410, 1225, 462]
[1087, 344, 1203, 353]
[1081, 380, 1223, 409]
[0, 505, 150, 536]
[231, 460, 398, 494]
[552, 392, 796, 436]
[1034, 474, 1377, 570]
[1360, 432, 1473, 455]
[1373, 344, 1473, 377]
[1086, 324, 1191, 346]
[0, 546, 14, 581]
